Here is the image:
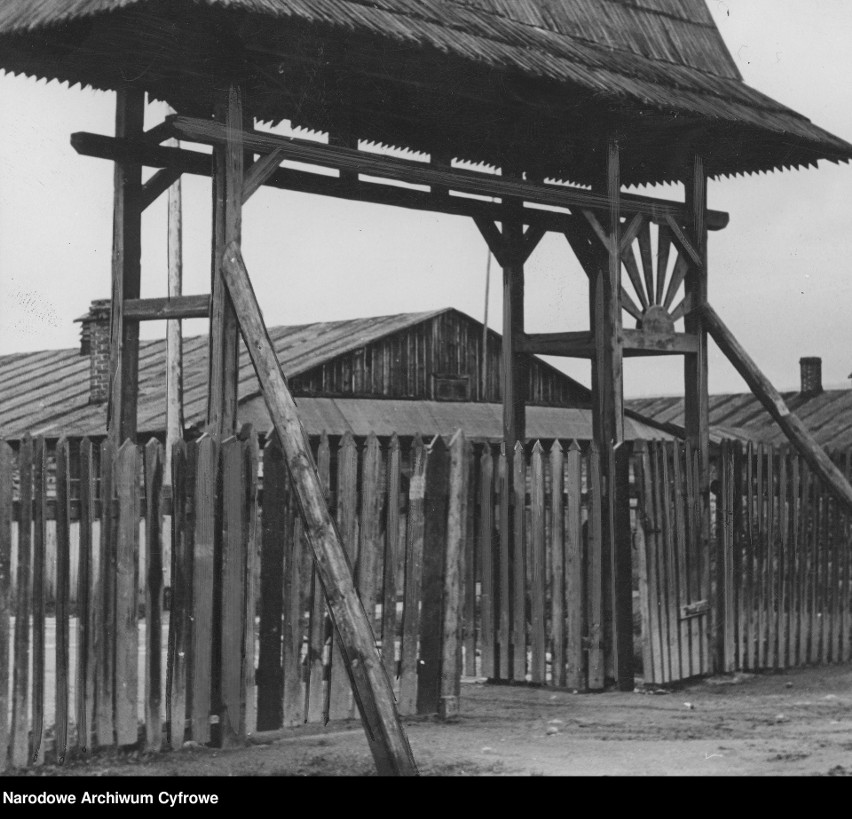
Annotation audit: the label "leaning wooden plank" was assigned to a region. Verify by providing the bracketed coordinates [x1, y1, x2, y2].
[439, 431, 467, 720]
[191, 435, 218, 744]
[418, 436, 449, 714]
[701, 303, 852, 510]
[55, 439, 71, 763]
[382, 434, 401, 683]
[257, 435, 285, 731]
[512, 441, 527, 683]
[96, 438, 116, 748]
[328, 431, 358, 721]
[530, 441, 546, 684]
[587, 441, 604, 690]
[0, 441, 13, 771]
[633, 441, 656, 685]
[497, 443, 511, 681]
[31, 437, 47, 765]
[478, 445, 495, 680]
[549, 441, 565, 688]
[115, 440, 140, 747]
[306, 432, 331, 723]
[565, 441, 585, 690]
[168, 439, 192, 748]
[144, 439, 164, 752]
[76, 439, 95, 754]
[220, 436, 247, 744]
[10, 436, 32, 768]
[221, 243, 417, 774]
[398, 436, 427, 716]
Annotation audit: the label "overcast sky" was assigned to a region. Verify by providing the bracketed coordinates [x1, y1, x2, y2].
[0, 0, 850, 399]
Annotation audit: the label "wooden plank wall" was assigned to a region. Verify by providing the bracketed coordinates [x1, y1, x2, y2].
[713, 441, 852, 673]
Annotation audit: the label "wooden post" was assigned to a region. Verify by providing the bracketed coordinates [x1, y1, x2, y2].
[502, 214, 526, 449]
[439, 431, 467, 720]
[108, 88, 145, 449]
[221, 243, 418, 776]
[684, 155, 712, 671]
[207, 84, 245, 437]
[590, 139, 626, 685]
[165, 106, 185, 478]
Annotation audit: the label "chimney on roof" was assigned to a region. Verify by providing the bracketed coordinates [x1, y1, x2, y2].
[799, 357, 823, 396]
[76, 299, 111, 405]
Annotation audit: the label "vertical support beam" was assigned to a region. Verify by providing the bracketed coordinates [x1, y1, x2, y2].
[107, 88, 145, 449]
[165, 107, 184, 479]
[208, 84, 246, 437]
[589, 139, 627, 686]
[684, 155, 711, 668]
[501, 211, 526, 448]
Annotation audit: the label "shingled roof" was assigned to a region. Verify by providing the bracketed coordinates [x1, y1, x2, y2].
[0, 0, 849, 184]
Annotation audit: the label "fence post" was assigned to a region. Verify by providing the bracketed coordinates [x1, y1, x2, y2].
[612, 441, 634, 691]
[0, 441, 13, 772]
[439, 431, 467, 720]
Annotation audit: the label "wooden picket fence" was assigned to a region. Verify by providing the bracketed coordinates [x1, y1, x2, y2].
[715, 441, 852, 673]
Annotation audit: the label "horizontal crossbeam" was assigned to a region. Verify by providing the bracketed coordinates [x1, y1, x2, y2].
[517, 329, 699, 358]
[123, 295, 211, 321]
[170, 116, 729, 229]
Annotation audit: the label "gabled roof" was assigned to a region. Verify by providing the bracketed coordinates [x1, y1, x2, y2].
[628, 388, 852, 450]
[0, 308, 445, 439]
[0, 1, 849, 184]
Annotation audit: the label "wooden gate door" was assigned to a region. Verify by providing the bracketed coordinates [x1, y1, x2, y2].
[634, 440, 712, 684]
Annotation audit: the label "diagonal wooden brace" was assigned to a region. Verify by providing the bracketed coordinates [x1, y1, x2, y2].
[220, 240, 418, 776]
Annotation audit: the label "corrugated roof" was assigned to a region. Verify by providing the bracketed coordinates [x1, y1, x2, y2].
[0, 1, 848, 183]
[628, 388, 852, 450]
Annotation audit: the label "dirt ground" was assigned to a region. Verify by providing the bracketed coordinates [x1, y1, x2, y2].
[12, 662, 852, 777]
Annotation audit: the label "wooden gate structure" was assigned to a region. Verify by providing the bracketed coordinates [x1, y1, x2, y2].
[3, 0, 852, 774]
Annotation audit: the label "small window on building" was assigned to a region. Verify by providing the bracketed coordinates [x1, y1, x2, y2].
[433, 373, 470, 401]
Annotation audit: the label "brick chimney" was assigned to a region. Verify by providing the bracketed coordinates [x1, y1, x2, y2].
[76, 299, 112, 405]
[799, 357, 823, 395]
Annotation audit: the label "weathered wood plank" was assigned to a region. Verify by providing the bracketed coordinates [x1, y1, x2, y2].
[512, 442, 527, 682]
[794, 456, 808, 667]
[10, 437, 32, 768]
[96, 439, 116, 748]
[755, 445, 766, 669]
[766, 447, 777, 670]
[778, 450, 790, 669]
[242, 428, 259, 735]
[358, 434, 384, 649]
[382, 435, 401, 683]
[418, 436, 449, 714]
[662, 442, 681, 680]
[144, 439, 164, 752]
[282, 468, 304, 728]
[398, 436, 427, 716]
[633, 441, 657, 684]
[565, 441, 585, 691]
[497, 443, 511, 681]
[257, 435, 285, 731]
[328, 431, 358, 721]
[673, 442, 692, 677]
[651, 442, 671, 682]
[612, 442, 634, 690]
[439, 431, 467, 720]
[684, 441, 703, 677]
[549, 441, 565, 688]
[809, 478, 822, 665]
[744, 443, 756, 671]
[167, 439, 192, 748]
[55, 439, 71, 763]
[191, 435, 218, 744]
[31, 437, 47, 765]
[0, 442, 14, 771]
[587, 441, 604, 690]
[220, 437, 247, 744]
[722, 441, 736, 673]
[76, 439, 95, 754]
[306, 432, 331, 723]
[478, 445, 495, 680]
[530, 442, 546, 684]
[462, 440, 476, 678]
[115, 440, 140, 747]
